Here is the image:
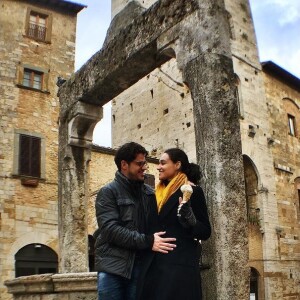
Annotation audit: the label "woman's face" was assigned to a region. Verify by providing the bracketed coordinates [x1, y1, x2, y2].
[157, 152, 180, 181]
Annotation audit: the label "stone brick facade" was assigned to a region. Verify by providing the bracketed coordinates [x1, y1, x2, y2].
[0, 0, 84, 298]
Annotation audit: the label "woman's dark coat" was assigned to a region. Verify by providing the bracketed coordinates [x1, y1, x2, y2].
[139, 185, 211, 300]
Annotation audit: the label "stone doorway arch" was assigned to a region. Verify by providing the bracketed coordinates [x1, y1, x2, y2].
[243, 155, 265, 300]
[15, 243, 58, 277]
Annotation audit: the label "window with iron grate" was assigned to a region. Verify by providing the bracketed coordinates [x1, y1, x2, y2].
[25, 7, 52, 43]
[28, 12, 47, 40]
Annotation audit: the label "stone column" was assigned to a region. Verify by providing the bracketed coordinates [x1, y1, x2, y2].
[58, 101, 103, 273]
[183, 55, 248, 300]
[177, 0, 249, 299]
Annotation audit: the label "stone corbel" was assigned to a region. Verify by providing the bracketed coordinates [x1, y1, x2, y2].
[156, 25, 179, 60]
[68, 102, 103, 148]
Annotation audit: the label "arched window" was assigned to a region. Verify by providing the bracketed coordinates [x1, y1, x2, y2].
[243, 156, 259, 225]
[15, 243, 58, 277]
[250, 267, 259, 299]
[283, 98, 299, 138]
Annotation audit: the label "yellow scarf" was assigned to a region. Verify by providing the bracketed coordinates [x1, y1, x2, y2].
[156, 172, 187, 213]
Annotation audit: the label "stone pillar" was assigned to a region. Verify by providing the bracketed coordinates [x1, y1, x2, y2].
[58, 101, 103, 273]
[183, 55, 248, 300]
[177, 0, 249, 299]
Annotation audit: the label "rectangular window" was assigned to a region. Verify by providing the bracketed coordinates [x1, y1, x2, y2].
[19, 134, 41, 178]
[28, 12, 47, 41]
[288, 114, 296, 136]
[144, 174, 155, 188]
[23, 69, 43, 90]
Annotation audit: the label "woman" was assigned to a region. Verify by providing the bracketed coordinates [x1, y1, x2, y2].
[140, 148, 211, 300]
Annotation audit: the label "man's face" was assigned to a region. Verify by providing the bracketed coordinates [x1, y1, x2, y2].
[121, 153, 148, 181]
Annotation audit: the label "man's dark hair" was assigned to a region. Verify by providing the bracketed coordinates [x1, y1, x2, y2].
[114, 142, 148, 171]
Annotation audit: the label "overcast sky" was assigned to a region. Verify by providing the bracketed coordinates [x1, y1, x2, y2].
[74, 0, 300, 147]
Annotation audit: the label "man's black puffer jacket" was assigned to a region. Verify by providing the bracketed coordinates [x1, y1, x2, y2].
[94, 171, 158, 279]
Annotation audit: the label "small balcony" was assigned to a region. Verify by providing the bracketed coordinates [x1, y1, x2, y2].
[28, 23, 46, 41]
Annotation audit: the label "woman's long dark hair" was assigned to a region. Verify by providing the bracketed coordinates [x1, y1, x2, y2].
[164, 148, 202, 184]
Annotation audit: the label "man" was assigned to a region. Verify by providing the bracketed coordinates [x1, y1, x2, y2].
[95, 142, 176, 300]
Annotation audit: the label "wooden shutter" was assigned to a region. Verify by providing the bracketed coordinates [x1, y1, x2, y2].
[19, 135, 41, 177]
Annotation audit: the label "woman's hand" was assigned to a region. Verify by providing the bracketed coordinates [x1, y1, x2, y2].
[177, 197, 197, 228]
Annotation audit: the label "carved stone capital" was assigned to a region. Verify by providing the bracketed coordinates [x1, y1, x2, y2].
[68, 102, 103, 148]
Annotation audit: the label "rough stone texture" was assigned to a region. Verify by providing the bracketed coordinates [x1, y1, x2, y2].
[5, 273, 97, 300]
[184, 54, 248, 299]
[111, 58, 196, 160]
[111, 0, 156, 18]
[57, 101, 103, 273]
[105, 1, 146, 45]
[58, 0, 199, 108]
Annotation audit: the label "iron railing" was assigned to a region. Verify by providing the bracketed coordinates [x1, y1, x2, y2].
[28, 23, 46, 41]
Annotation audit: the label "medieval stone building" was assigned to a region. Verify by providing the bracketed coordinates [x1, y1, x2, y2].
[111, 1, 300, 299]
[1, 0, 299, 299]
[0, 0, 85, 298]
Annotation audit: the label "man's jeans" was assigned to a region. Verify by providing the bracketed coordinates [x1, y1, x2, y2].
[97, 262, 140, 300]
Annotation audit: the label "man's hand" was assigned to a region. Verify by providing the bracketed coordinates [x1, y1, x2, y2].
[152, 232, 176, 254]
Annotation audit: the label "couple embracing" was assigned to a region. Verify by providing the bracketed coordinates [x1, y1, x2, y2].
[95, 142, 211, 300]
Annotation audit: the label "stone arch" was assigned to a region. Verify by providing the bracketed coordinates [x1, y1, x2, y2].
[15, 243, 58, 277]
[243, 156, 264, 300]
[283, 97, 300, 110]
[249, 267, 262, 300]
[6, 232, 58, 269]
[243, 155, 259, 204]
[289, 170, 300, 184]
[242, 155, 263, 226]
[5, 232, 57, 279]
